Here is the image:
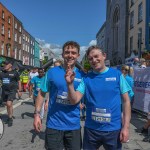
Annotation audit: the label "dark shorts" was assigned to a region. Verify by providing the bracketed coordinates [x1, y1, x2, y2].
[2, 90, 16, 102]
[83, 127, 122, 150]
[45, 127, 81, 150]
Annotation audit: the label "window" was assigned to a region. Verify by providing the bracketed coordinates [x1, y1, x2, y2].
[8, 17, 11, 24]
[31, 48, 32, 54]
[23, 43, 25, 50]
[26, 45, 27, 51]
[28, 46, 29, 52]
[19, 50, 21, 60]
[14, 47, 17, 59]
[19, 36, 21, 44]
[8, 28, 11, 38]
[23, 34, 25, 40]
[15, 33, 17, 42]
[130, 0, 134, 7]
[31, 58, 32, 66]
[1, 24, 4, 35]
[130, 36, 133, 52]
[130, 11, 134, 29]
[1, 42, 4, 55]
[138, 3, 143, 23]
[19, 26, 22, 32]
[2, 11, 4, 19]
[7, 47, 10, 57]
[138, 28, 142, 49]
[33, 49, 34, 55]
[15, 23, 17, 29]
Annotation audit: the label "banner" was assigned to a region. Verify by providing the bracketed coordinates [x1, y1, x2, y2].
[133, 67, 150, 113]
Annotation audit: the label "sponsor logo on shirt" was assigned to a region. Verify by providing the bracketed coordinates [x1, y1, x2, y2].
[74, 78, 81, 82]
[9, 74, 14, 77]
[105, 77, 116, 81]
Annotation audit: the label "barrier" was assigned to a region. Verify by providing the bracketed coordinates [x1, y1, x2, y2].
[133, 67, 150, 113]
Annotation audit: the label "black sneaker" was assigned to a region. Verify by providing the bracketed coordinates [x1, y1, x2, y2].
[143, 136, 150, 142]
[136, 127, 148, 134]
[8, 118, 13, 127]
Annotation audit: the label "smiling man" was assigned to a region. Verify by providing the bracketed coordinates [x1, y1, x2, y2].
[33, 41, 85, 150]
[65, 45, 131, 150]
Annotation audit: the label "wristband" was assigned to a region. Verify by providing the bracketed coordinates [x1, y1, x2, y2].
[34, 110, 40, 115]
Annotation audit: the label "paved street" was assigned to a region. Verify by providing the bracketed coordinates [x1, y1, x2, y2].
[0, 92, 150, 150]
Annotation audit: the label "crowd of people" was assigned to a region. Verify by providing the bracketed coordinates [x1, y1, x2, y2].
[0, 40, 150, 149]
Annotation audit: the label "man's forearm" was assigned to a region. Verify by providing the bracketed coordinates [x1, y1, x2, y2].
[123, 96, 131, 129]
[35, 90, 45, 112]
[67, 83, 78, 104]
[18, 81, 22, 91]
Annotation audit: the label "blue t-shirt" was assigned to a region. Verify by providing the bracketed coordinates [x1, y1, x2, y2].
[77, 67, 131, 131]
[40, 66, 85, 130]
[30, 76, 44, 96]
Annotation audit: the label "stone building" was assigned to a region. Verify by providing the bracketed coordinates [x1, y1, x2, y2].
[105, 0, 129, 65]
[96, 22, 106, 52]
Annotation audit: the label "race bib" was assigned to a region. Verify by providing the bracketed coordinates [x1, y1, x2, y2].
[2, 78, 10, 84]
[91, 108, 111, 123]
[56, 91, 71, 105]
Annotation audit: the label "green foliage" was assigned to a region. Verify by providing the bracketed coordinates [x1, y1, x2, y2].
[42, 56, 48, 65]
[84, 60, 91, 70]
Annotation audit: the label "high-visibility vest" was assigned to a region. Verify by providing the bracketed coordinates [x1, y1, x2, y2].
[20, 72, 29, 84]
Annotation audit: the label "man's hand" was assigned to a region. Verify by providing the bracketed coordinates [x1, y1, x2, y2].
[120, 127, 129, 143]
[65, 64, 75, 84]
[80, 103, 85, 110]
[33, 114, 42, 132]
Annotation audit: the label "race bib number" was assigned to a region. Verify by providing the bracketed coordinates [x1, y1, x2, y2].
[56, 92, 71, 105]
[2, 78, 10, 84]
[91, 108, 111, 123]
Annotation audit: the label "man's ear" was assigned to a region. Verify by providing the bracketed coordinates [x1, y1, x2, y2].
[103, 53, 107, 60]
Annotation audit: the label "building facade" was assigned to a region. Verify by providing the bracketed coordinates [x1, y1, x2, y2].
[30, 36, 35, 66]
[96, 22, 106, 52]
[13, 16, 23, 61]
[105, 0, 129, 65]
[128, 0, 150, 59]
[0, 3, 13, 58]
[22, 29, 30, 65]
[34, 40, 40, 67]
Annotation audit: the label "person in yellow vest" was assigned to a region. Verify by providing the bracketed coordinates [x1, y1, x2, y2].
[20, 69, 29, 92]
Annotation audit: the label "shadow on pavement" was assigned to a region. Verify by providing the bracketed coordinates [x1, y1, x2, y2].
[130, 111, 148, 139]
[21, 112, 34, 119]
[30, 129, 45, 143]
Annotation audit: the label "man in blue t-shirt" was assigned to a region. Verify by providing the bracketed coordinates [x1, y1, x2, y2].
[33, 41, 85, 150]
[66, 45, 131, 150]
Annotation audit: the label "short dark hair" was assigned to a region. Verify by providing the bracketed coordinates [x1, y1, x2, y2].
[62, 41, 80, 53]
[38, 68, 44, 72]
[86, 45, 104, 56]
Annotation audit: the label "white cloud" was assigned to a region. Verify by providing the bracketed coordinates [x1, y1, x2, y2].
[89, 40, 97, 46]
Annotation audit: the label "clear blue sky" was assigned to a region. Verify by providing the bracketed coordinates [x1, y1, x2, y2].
[0, 0, 106, 46]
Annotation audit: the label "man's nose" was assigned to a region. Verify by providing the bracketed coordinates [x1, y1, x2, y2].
[68, 52, 72, 57]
